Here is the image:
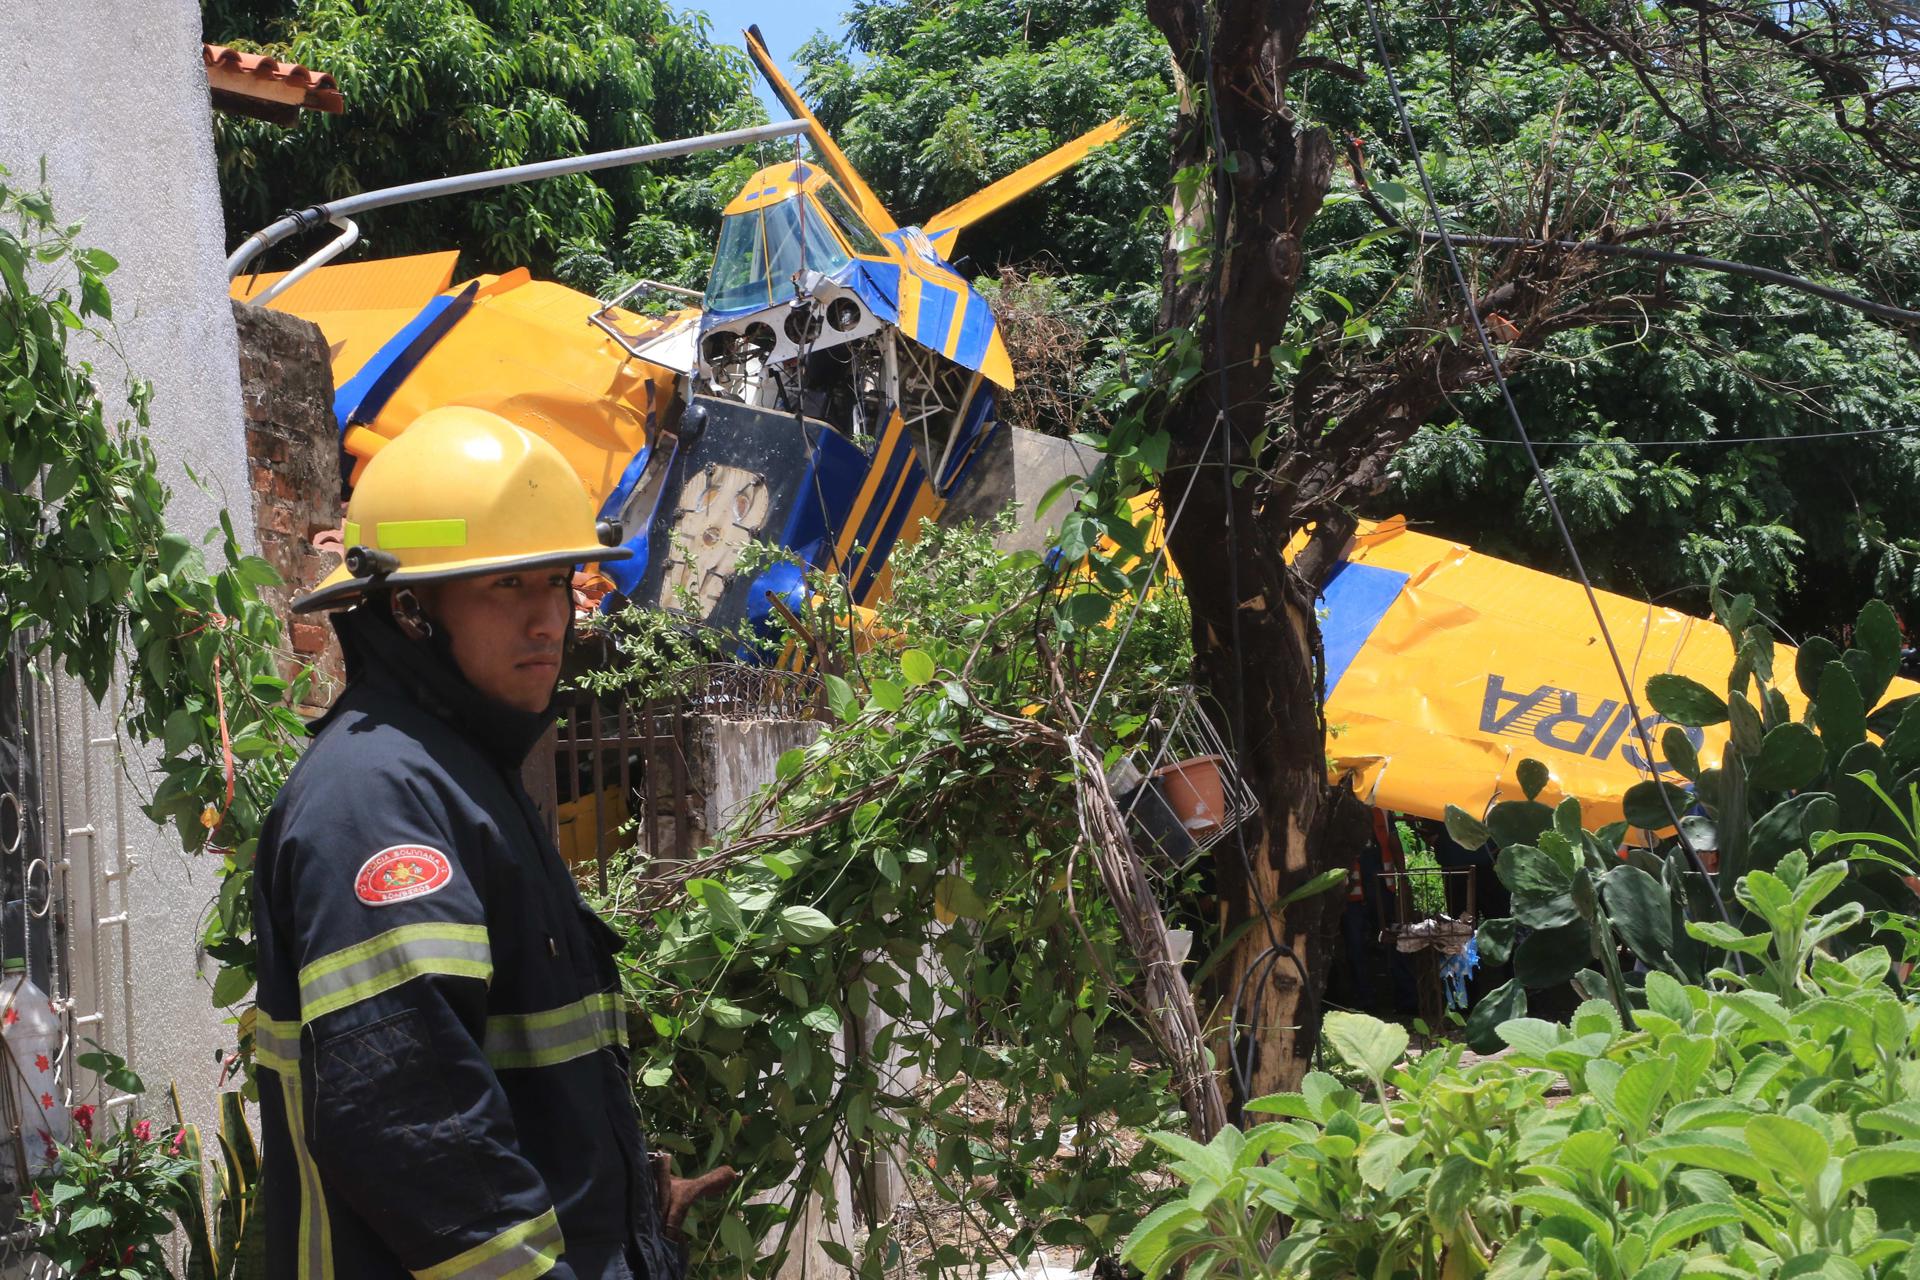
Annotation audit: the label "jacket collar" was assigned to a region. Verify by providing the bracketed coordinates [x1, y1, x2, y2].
[321, 605, 558, 771]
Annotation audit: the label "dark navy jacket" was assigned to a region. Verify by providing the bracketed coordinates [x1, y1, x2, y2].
[253, 607, 681, 1280]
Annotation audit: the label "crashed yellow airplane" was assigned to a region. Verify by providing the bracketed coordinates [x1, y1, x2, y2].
[230, 27, 1131, 641]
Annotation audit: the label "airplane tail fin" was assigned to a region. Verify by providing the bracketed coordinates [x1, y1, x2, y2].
[920, 115, 1134, 253]
[744, 26, 899, 235]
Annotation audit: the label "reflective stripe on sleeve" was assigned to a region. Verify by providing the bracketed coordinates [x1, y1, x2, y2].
[299, 922, 492, 1022]
[483, 992, 627, 1071]
[256, 1015, 301, 1074]
[278, 1071, 336, 1280]
[411, 1207, 565, 1280]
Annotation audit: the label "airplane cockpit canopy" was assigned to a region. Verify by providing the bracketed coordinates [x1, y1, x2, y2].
[705, 193, 855, 314]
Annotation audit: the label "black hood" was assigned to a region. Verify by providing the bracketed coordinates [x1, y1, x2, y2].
[321, 604, 558, 772]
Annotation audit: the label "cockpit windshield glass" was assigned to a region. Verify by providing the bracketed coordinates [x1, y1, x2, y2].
[814, 183, 890, 257]
[705, 197, 853, 313]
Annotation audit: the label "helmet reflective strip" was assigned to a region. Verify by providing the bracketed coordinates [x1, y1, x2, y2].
[373, 518, 469, 550]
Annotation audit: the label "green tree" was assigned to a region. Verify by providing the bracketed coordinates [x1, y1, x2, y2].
[205, 0, 760, 283]
[1355, 7, 1920, 639]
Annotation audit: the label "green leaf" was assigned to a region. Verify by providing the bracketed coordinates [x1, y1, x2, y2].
[868, 678, 904, 713]
[1729, 692, 1765, 755]
[1602, 862, 1673, 967]
[1321, 1011, 1407, 1081]
[640, 1064, 672, 1087]
[1663, 726, 1701, 780]
[1646, 674, 1729, 727]
[1278, 867, 1348, 909]
[776, 905, 836, 944]
[209, 965, 253, 1008]
[1641, 1131, 1768, 1182]
[1426, 1153, 1480, 1221]
[1840, 1141, 1920, 1191]
[690, 879, 747, 938]
[823, 673, 859, 723]
[1859, 1103, 1920, 1140]
[1816, 660, 1867, 762]
[68, 1205, 113, 1232]
[1647, 1203, 1743, 1255]
[1796, 636, 1842, 700]
[1517, 758, 1549, 801]
[934, 874, 989, 921]
[1444, 804, 1490, 850]
[1512, 921, 1591, 986]
[1852, 599, 1903, 705]
[1745, 1115, 1829, 1191]
[1466, 979, 1526, 1052]
[1746, 723, 1826, 791]
[1489, 800, 1555, 850]
[706, 998, 757, 1028]
[1509, 1187, 1614, 1244]
[899, 649, 935, 686]
[1623, 780, 1690, 830]
[1358, 1133, 1417, 1190]
[1476, 916, 1517, 965]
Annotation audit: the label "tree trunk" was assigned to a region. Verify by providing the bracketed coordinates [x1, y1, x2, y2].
[1144, 0, 1352, 1102]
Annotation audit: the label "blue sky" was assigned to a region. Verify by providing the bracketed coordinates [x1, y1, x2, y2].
[700, 1, 853, 116]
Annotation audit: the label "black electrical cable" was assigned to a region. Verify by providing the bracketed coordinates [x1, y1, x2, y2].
[1354, 0, 1739, 950]
[1479, 424, 1920, 448]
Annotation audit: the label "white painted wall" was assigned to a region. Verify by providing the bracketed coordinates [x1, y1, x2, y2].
[0, 0, 253, 1148]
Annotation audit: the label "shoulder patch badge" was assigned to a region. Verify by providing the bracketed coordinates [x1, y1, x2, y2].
[354, 845, 454, 907]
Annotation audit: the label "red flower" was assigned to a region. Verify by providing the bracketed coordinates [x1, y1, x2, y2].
[29, 1189, 39, 1213]
[34, 1054, 49, 1072]
[39, 1093, 51, 1110]
[70, 1103, 94, 1138]
[169, 1130, 185, 1155]
[133, 1119, 152, 1142]
[3, 1007, 17, 1028]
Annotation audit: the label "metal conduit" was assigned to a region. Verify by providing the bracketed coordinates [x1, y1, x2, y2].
[228, 118, 813, 282]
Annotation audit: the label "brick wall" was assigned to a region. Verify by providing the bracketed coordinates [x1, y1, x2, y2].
[231, 299, 346, 707]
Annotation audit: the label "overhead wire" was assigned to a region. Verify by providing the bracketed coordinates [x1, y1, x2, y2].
[1476, 423, 1920, 448]
[1354, 0, 1740, 951]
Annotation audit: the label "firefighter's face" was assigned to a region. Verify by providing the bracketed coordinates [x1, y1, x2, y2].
[415, 570, 572, 712]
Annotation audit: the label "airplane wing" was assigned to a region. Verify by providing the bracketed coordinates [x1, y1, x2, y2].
[743, 25, 898, 236]
[921, 115, 1135, 255]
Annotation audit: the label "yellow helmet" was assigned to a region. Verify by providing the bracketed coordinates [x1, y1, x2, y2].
[293, 406, 629, 614]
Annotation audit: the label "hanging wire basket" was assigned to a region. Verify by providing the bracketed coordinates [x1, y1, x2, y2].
[1108, 686, 1258, 866]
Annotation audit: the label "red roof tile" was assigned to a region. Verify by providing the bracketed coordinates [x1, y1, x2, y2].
[204, 43, 344, 125]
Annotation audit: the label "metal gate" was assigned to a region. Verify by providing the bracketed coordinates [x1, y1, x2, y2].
[0, 638, 131, 1274]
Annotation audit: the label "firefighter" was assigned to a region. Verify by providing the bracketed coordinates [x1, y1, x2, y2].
[253, 406, 728, 1280]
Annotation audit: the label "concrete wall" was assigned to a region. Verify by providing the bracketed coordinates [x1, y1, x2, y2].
[940, 425, 1102, 555]
[0, 1, 254, 1144]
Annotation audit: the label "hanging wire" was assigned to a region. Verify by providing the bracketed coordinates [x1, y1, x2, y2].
[1478, 424, 1920, 448]
[1354, 0, 1738, 947]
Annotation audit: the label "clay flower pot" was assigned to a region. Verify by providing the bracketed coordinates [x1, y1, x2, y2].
[1152, 754, 1227, 836]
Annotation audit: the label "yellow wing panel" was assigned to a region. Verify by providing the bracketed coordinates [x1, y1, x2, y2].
[1141, 509, 1917, 827]
[229, 250, 460, 314]
[1318, 518, 1918, 827]
[922, 115, 1134, 247]
[341, 276, 676, 504]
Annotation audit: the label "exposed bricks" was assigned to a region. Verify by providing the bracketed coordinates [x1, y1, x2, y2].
[289, 621, 331, 656]
[232, 299, 346, 708]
